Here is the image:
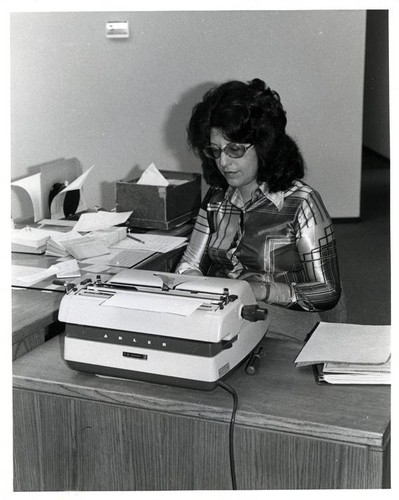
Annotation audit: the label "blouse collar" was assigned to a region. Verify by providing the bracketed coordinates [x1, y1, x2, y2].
[226, 182, 285, 211]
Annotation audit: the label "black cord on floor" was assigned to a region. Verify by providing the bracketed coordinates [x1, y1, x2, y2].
[217, 380, 238, 490]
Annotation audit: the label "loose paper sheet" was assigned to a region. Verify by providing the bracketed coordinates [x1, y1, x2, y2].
[54, 259, 81, 278]
[80, 249, 155, 269]
[72, 211, 132, 232]
[38, 219, 77, 228]
[136, 163, 169, 186]
[112, 233, 187, 253]
[294, 322, 391, 366]
[12, 265, 56, 286]
[50, 166, 94, 219]
[11, 173, 43, 221]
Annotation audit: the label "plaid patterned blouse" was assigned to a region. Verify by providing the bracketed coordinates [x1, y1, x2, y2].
[175, 180, 341, 312]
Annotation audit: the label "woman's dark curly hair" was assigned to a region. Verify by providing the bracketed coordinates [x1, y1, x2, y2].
[187, 78, 305, 192]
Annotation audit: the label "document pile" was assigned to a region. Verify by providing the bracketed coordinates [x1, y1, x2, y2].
[294, 322, 391, 385]
[46, 232, 91, 258]
[45, 212, 131, 258]
[46, 227, 126, 259]
[12, 227, 55, 254]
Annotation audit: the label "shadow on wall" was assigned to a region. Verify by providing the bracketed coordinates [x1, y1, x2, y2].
[99, 81, 219, 208]
[163, 81, 218, 174]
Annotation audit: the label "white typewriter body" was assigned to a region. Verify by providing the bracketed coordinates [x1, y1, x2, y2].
[59, 269, 270, 390]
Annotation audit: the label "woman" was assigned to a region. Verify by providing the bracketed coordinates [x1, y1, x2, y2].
[175, 78, 343, 334]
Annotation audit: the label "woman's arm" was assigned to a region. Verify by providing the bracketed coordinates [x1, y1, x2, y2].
[243, 190, 341, 311]
[290, 230, 341, 311]
[291, 189, 341, 311]
[175, 189, 216, 275]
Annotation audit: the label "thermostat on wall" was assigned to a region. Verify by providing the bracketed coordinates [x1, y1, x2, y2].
[106, 21, 129, 38]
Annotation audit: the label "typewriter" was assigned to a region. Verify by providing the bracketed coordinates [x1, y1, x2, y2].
[59, 269, 270, 390]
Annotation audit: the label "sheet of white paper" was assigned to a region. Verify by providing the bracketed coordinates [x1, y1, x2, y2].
[79, 248, 123, 266]
[51, 191, 88, 220]
[101, 291, 200, 316]
[107, 249, 156, 268]
[136, 163, 169, 186]
[62, 165, 94, 192]
[72, 211, 132, 232]
[48, 231, 84, 244]
[322, 373, 391, 385]
[38, 219, 77, 228]
[11, 173, 44, 221]
[50, 166, 94, 219]
[112, 233, 187, 253]
[53, 259, 81, 278]
[12, 264, 56, 286]
[80, 248, 153, 269]
[82, 263, 114, 273]
[294, 322, 391, 366]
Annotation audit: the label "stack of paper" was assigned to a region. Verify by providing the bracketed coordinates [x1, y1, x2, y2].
[46, 232, 88, 257]
[294, 322, 391, 385]
[61, 236, 110, 260]
[320, 359, 391, 385]
[46, 226, 127, 258]
[11, 227, 53, 254]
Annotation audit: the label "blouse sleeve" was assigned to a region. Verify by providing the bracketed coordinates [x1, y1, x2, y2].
[289, 189, 341, 312]
[174, 188, 216, 275]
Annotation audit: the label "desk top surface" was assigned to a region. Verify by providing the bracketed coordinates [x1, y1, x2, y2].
[12, 288, 63, 342]
[11, 250, 391, 450]
[13, 333, 390, 450]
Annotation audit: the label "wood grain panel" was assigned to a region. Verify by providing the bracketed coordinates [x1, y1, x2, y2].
[13, 388, 388, 491]
[234, 425, 381, 489]
[14, 389, 233, 491]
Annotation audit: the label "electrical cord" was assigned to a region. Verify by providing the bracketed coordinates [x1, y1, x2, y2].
[217, 380, 238, 490]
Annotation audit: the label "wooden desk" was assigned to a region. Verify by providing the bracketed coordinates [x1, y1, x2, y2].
[13, 334, 390, 491]
[12, 288, 63, 360]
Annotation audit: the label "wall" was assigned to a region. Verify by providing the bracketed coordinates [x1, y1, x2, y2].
[362, 10, 390, 159]
[10, 10, 366, 220]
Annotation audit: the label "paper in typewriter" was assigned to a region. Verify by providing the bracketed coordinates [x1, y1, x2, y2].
[101, 291, 201, 316]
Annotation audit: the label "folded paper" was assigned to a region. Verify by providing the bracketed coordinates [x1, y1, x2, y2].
[11, 173, 44, 221]
[136, 163, 169, 187]
[50, 165, 94, 219]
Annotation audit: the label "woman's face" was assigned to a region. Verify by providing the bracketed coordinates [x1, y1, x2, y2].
[210, 128, 259, 194]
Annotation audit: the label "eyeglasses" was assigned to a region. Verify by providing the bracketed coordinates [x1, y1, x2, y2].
[202, 143, 253, 160]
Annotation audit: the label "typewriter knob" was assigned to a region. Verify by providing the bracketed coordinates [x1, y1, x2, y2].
[241, 305, 268, 322]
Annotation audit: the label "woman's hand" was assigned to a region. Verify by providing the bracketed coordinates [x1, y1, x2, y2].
[250, 281, 270, 301]
[180, 269, 203, 277]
